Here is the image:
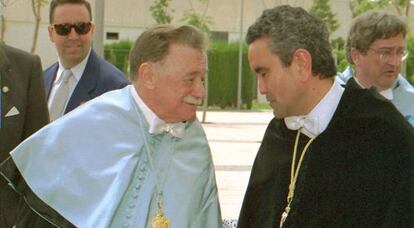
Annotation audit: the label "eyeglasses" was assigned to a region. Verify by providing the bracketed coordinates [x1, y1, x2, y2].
[52, 22, 92, 36]
[368, 47, 409, 62]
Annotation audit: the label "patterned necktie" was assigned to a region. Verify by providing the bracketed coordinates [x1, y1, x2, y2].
[49, 70, 74, 121]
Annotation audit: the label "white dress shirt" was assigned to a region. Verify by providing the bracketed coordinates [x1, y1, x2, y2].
[47, 49, 91, 109]
[130, 86, 185, 138]
[285, 78, 345, 138]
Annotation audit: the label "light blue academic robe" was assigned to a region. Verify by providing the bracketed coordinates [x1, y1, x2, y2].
[10, 85, 222, 228]
[338, 66, 414, 125]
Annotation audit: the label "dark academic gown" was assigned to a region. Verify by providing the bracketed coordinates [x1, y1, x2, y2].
[238, 81, 414, 228]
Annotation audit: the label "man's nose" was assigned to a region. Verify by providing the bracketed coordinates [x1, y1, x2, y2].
[192, 80, 205, 98]
[258, 78, 267, 95]
[387, 52, 404, 66]
[67, 28, 80, 39]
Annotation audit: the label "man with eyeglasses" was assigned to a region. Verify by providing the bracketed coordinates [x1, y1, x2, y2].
[45, 0, 129, 121]
[339, 10, 414, 125]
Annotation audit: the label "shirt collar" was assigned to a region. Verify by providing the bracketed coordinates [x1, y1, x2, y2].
[354, 76, 394, 100]
[129, 85, 159, 128]
[129, 85, 186, 138]
[379, 88, 393, 100]
[284, 78, 344, 138]
[56, 48, 91, 83]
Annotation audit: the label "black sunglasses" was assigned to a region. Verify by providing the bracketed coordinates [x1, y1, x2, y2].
[53, 22, 92, 36]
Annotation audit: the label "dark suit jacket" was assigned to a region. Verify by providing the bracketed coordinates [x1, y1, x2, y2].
[0, 44, 49, 227]
[44, 49, 129, 114]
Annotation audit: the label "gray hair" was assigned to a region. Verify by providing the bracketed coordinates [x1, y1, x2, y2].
[246, 5, 336, 78]
[129, 24, 208, 81]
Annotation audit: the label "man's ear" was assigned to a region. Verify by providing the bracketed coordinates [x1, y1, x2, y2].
[291, 49, 312, 82]
[90, 22, 96, 37]
[48, 25, 55, 43]
[138, 63, 156, 89]
[350, 48, 360, 65]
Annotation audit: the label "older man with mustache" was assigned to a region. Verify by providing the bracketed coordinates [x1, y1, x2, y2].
[0, 25, 222, 228]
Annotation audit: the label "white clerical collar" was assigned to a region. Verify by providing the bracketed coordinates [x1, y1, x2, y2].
[56, 48, 91, 83]
[284, 78, 345, 138]
[354, 76, 394, 100]
[379, 88, 393, 100]
[129, 86, 185, 138]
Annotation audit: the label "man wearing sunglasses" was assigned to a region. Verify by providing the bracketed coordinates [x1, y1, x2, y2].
[339, 10, 414, 125]
[45, 0, 129, 121]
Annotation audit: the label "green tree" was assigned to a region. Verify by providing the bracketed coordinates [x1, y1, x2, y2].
[0, 0, 20, 43]
[391, 0, 412, 16]
[310, 0, 339, 33]
[180, 0, 212, 34]
[350, 0, 411, 17]
[180, 10, 212, 34]
[150, 0, 173, 24]
[406, 35, 414, 83]
[350, 0, 388, 17]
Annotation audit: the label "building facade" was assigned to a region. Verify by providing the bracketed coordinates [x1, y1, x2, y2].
[0, 0, 412, 67]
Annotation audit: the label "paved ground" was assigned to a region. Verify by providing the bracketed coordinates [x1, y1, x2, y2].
[196, 110, 274, 220]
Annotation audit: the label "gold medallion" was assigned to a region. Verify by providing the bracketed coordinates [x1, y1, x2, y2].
[151, 212, 170, 228]
[151, 200, 170, 228]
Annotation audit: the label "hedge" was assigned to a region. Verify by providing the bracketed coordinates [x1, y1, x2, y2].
[104, 41, 132, 74]
[406, 36, 414, 83]
[207, 42, 255, 109]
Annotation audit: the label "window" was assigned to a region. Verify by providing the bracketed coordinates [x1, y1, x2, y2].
[210, 31, 228, 42]
[106, 32, 119, 40]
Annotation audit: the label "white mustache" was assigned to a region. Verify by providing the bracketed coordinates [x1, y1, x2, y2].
[183, 96, 203, 106]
